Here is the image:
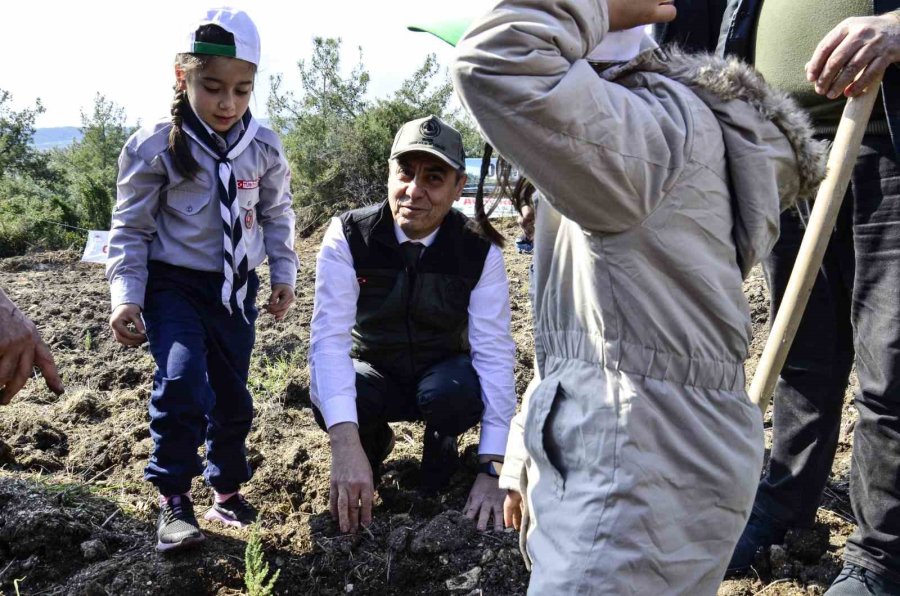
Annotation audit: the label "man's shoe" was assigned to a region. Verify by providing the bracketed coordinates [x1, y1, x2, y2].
[727, 510, 788, 573]
[157, 495, 205, 553]
[204, 494, 258, 528]
[825, 563, 900, 595]
[420, 428, 460, 493]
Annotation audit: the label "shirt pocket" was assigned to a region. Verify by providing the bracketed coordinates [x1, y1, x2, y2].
[238, 184, 260, 233]
[165, 180, 212, 216]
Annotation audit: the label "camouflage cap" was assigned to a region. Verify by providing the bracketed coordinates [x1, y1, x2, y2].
[390, 115, 466, 171]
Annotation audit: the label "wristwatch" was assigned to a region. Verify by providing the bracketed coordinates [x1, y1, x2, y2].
[478, 460, 503, 478]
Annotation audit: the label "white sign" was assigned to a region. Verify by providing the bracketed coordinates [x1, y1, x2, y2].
[81, 231, 110, 264]
[453, 197, 518, 219]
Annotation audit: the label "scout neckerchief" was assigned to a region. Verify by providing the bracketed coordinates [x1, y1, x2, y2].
[181, 107, 260, 323]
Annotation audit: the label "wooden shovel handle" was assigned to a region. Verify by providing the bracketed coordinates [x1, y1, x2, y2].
[749, 76, 884, 414]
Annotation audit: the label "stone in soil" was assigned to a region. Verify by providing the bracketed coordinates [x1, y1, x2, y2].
[446, 566, 482, 593]
[80, 539, 108, 561]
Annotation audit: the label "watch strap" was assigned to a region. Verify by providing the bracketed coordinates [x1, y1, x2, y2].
[478, 461, 503, 478]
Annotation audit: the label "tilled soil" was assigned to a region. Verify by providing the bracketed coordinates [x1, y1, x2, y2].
[0, 220, 858, 595]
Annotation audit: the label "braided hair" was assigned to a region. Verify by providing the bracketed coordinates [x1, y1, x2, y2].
[168, 86, 200, 178]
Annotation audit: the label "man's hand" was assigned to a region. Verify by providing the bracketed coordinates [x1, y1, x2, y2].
[503, 490, 524, 531]
[264, 284, 295, 321]
[806, 12, 900, 99]
[464, 473, 507, 531]
[328, 422, 375, 533]
[109, 303, 146, 347]
[0, 292, 64, 404]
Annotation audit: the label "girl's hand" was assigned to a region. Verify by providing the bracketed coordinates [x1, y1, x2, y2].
[109, 304, 146, 347]
[264, 284, 295, 321]
[503, 490, 524, 530]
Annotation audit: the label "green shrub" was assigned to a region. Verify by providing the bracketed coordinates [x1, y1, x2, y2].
[0, 173, 80, 256]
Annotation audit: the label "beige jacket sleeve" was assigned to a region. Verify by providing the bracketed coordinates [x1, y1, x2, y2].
[499, 373, 540, 491]
[452, 0, 688, 233]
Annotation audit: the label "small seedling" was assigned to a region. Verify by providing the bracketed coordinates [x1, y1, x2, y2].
[244, 529, 280, 596]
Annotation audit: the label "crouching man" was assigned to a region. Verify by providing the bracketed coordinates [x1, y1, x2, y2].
[309, 115, 517, 534]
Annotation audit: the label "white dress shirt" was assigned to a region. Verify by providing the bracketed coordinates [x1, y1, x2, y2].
[309, 216, 516, 456]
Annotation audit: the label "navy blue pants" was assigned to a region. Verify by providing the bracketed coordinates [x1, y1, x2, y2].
[755, 136, 900, 581]
[142, 261, 259, 496]
[312, 354, 484, 464]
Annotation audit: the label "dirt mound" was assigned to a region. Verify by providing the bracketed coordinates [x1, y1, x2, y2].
[0, 220, 858, 594]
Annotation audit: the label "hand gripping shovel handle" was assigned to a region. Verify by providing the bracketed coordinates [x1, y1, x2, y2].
[749, 76, 884, 414]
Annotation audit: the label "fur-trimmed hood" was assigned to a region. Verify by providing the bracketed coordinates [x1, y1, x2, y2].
[594, 45, 828, 275]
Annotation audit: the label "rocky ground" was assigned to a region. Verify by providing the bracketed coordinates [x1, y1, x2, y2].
[0, 220, 858, 595]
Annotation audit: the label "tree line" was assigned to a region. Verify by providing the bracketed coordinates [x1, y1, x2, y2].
[0, 38, 479, 257]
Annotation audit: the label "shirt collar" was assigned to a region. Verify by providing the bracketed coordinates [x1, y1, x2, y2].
[393, 219, 440, 247]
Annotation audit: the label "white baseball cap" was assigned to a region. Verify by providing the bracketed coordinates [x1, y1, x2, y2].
[182, 7, 260, 66]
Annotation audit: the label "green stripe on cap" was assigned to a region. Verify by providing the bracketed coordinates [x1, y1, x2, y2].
[192, 41, 236, 57]
[407, 17, 476, 47]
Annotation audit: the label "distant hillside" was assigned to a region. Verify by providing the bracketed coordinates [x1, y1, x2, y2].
[32, 127, 82, 151]
[32, 119, 271, 152]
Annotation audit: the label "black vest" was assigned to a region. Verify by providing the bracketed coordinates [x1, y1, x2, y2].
[340, 202, 491, 381]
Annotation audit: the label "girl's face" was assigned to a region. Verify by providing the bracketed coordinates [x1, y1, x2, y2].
[607, 0, 676, 31]
[177, 56, 255, 134]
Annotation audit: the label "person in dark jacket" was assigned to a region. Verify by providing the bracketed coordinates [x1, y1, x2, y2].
[308, 116, 517, 535]
[719, 2, 900, 594]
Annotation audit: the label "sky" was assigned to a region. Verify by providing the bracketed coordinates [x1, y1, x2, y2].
[3, 0, 486, 128]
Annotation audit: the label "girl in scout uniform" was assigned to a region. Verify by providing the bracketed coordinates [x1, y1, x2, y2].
[106, 7, 298, 553]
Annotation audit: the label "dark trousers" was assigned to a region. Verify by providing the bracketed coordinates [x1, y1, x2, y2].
[142, 261, 259, 496]
[313, 354, 484, 465]
[755, 135, 900, 581]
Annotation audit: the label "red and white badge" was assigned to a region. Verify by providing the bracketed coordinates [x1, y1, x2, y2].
[237, 178, 260, 190]
[244, 210, 254, 230]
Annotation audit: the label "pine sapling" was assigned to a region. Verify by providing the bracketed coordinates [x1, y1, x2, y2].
[244, 529, 280, 596]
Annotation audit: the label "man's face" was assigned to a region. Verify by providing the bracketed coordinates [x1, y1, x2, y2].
[387, 153, 466, 240]
[607, 0, 676, 31]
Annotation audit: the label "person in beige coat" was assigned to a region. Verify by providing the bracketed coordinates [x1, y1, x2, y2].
[451, 0, 826, 592]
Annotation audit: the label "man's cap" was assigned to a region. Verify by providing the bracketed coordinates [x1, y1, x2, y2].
[390, 115, 465, 170]
[182, 7, 261, 66]
[407, 16, 477, 47]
